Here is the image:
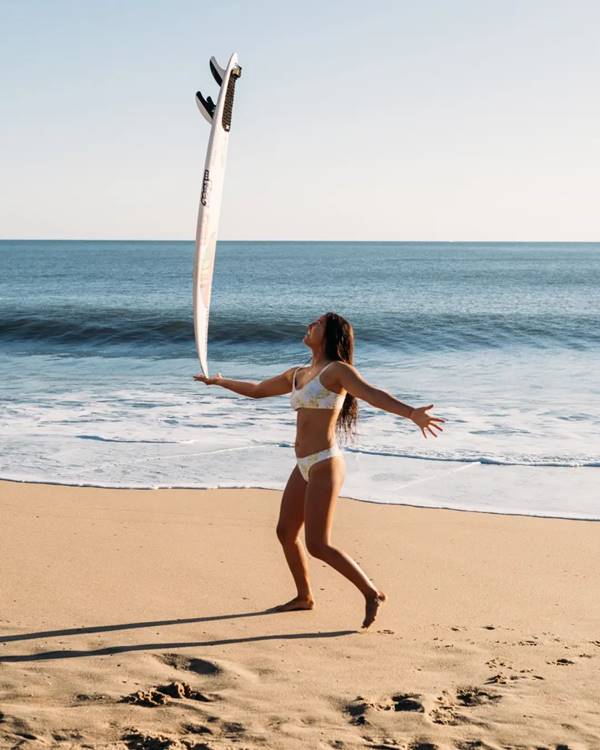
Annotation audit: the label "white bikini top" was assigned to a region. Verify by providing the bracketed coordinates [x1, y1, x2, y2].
[290, 362, 346, 411]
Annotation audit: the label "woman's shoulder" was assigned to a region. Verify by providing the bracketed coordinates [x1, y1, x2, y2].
[327, 360, 354, 375]
[289, 364, 309, 388]
[321, 360, 351, 391]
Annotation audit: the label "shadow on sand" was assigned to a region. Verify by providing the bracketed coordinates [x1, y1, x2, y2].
[0, 608, 356, 663]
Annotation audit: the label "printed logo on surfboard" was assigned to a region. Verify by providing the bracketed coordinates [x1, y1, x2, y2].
[201, 169, 210, 206]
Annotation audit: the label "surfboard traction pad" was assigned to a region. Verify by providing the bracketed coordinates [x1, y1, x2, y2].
[222, 66, 241, 131]
[196, 60, 242, 132]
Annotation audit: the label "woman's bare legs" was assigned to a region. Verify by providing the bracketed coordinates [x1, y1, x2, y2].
[304, 457, 386, 628]
[272, 465, 314, 611]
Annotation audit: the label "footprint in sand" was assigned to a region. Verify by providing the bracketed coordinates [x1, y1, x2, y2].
[158, 653, 221, 676]
[430, 686, 501, 726]
[484, 673, 511, 685]
[486, 670, 544, 685]
[52, 730, 85, 743]
[11, 730, 39, 741]
[360, 730, 441, 749]
[121, 682, 218, 707]
[125, 715, 250, 748]
[157, 652, 258, 687]
[75, 692, 111, 703]
[361, 737, 408, 749]
[182, 722, 214, 737]
[345, 692, 425, 725]
[455, 686, 502, 707]
[1, 716, 40, 742]
[157, 681, 216, 702]
[121, 730, 175, 749]
[484, 659, 542, 685]
[121, 689, 168, 708]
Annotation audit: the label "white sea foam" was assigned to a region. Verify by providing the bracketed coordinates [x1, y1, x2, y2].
[1, 349, 599, 519]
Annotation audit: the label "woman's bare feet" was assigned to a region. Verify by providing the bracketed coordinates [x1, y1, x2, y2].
[269, 595, 314, 613]
[362, 591, 387, 628]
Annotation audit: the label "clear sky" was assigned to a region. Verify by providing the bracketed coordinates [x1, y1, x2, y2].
[1, 0, 599, 240]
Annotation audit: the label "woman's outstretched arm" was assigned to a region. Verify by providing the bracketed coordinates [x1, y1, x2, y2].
[335, 362, 445, 439]
[193, 367, 295, 399]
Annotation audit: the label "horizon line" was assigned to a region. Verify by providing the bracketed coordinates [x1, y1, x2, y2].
[2, 238, 600, 244]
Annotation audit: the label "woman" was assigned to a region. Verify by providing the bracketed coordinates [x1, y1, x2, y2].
[194, 312, 444, 628]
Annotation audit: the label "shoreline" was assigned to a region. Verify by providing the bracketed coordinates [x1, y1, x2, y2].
[1, 476, 599, 523]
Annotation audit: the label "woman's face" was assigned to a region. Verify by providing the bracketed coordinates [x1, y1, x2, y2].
[303, 315, 326, 349]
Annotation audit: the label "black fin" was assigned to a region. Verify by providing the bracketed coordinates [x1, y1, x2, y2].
[196, 91, 215, 117]
[209, 57, 224, 87]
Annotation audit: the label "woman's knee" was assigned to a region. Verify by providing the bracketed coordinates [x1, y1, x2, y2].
[276, 523, 299, 546]
[306, 538, 333, 560]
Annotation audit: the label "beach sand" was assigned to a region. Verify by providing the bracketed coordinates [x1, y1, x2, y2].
[1, 479, 599, 749]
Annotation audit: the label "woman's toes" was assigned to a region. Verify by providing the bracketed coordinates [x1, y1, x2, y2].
[362, 591, 386, 628]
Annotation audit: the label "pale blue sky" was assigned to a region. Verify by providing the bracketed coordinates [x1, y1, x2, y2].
[1, 1, 599, 240]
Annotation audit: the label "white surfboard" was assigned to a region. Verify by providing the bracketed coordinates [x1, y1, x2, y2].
[193, 52, 242, 376]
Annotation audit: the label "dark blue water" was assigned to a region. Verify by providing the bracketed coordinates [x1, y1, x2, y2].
[2, 241, 599, 359]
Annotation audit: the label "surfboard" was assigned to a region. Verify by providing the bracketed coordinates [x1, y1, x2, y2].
[193, 53, 242, 376]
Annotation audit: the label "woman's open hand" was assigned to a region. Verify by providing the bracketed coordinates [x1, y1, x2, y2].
[193, 372, 223, 386]
[410, 404, 445, 438]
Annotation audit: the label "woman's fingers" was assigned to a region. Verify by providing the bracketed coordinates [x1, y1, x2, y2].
[414, 411, 445, 438]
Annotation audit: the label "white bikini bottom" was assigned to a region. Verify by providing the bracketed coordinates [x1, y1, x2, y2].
[296, 445, 343, 482]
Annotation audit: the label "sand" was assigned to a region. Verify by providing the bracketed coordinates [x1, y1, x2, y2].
[1, 479, 599, 749]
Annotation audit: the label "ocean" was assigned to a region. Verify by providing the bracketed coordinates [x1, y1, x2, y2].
[1, 240, 599, 518]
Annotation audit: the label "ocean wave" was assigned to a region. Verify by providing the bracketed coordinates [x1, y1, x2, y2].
[1, 310, 599, 351]
[344, 448, 600, 468]
[73, 435, 600, 468]
[272, 442, 598, 467]
[75, 434, 196, 445]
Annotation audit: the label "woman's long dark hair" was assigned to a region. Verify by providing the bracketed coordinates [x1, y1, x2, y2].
[323, 311, 358, 444]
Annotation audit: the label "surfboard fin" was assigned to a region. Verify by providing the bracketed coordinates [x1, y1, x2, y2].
[195, 91, 215, 124]
[209, 56, 225, 87]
